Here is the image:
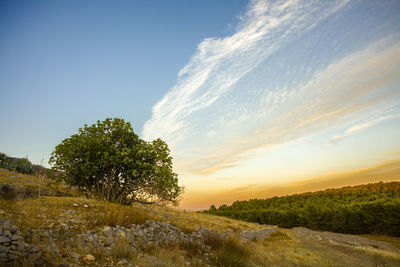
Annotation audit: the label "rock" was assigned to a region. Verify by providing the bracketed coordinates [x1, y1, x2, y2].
[84, 254, 95, 261]
[71, 252, 80, 259]
[3, 230, 11, 238]
[102, 247, 112, 256]
[11, 234, 21, 241]
[83, 204, 89, 208]
[31, 245, 41, 253]
[240, 227, 278, 241]
[0, 245, 9, 253]
[73, 203, 78, 207]
[10, 225, 18, 234]
[118, 258, 128, 265]
[60, 223, 69, 230]
[117, 230, 126, 238]
[102, 226, 112, 235]
[18, 241, 25, 252]
[0, 236, 10, 244]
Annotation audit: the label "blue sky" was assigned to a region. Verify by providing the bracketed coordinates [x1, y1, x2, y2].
[0, 0, 246, 160]
[1, 0, 400, 209]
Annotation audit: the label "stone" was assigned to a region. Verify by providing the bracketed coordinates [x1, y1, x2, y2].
[102, 226, 112, 235]
[73, 203, 78, 207]
[118, 258, 128, 265]
[18, 242, 25, 252]
[83, 204, 89, 208]
[102, 247, 112, 256]
[117, 230, 126, 238]
[10, 225, 18, 234]
[0, 236, 10, 244]
[71, 252, 80, 259]
[31, 245, 41, 253]
[84, 254, 95, 261]
[3, 230, 11, 237]
[0, 245, 9, 253]
[11, 235, 21, 241]
[60, 223, 69, 230]
[240, 227, 277, 241]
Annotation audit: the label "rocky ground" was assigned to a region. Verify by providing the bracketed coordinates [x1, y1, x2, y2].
[0, 212, 278, 266]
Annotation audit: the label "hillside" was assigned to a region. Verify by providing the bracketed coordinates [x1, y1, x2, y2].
[0, 169, 399, 266]
[204, 182, 400, 236]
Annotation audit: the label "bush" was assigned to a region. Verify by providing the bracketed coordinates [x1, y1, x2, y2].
[0, 153, 35, 175]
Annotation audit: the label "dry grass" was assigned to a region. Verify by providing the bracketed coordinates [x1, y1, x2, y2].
[0, 168, 79, 197]
[84, 201, 157, 228]
[110, 238, 135, 259]
[206, 235, 251, 267]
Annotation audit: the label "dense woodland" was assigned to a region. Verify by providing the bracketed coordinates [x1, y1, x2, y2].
[204, 182, 400, 236]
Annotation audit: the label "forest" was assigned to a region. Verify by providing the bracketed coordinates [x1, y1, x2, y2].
[204, 182, 400, 236]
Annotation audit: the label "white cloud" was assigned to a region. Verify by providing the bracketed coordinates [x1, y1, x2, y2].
[346, 123, 372, 134]
[331, 115, 396, 143]
[143, 0, 350, 144]
[143, 0, 400, 175]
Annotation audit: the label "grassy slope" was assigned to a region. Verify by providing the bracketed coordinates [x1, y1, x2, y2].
[0, 170, 399, 266]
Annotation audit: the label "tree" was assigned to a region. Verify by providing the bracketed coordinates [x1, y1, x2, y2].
[49, 118, 183, 205]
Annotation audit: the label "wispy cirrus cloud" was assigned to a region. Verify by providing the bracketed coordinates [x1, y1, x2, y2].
[331, 115, 396, 143]
[143, 0, 400, 176]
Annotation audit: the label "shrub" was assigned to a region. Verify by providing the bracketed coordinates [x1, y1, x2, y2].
[0, 153, 35, 175]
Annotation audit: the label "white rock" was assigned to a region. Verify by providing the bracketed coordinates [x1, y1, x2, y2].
[84, 254, 95, 261]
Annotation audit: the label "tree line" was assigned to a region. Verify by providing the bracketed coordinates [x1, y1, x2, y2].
[204, 182, 400, 236]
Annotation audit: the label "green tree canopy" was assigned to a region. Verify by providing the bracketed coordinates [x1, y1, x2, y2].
[49, 118, 183, 205]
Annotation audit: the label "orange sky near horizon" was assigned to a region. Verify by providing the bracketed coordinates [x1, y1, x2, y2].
[179, 157, 400, 211]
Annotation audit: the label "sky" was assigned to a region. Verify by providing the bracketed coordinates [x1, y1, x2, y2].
[1, 0, 400, 210]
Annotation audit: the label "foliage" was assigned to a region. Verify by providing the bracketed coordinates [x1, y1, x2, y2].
[49, 118, 183, 205]
[205, 182, 400, 236]
[0, 152, 41, 175]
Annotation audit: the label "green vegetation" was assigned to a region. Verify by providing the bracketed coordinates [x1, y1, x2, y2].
[49, 118, 183, 205]
[205, 182, 400, 236]
[0, 152, 47, 175]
